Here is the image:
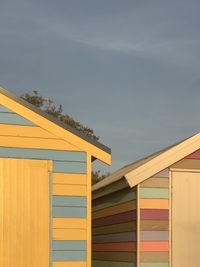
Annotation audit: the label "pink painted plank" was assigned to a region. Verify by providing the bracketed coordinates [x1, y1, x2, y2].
[185, 149, 200, 159]
[140, 209, 169, 220]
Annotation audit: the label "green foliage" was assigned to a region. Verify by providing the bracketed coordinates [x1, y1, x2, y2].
[21, 91, 99, 141]
[92, 170, 110, 185]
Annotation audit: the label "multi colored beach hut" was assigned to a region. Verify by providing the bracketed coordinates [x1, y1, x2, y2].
[0, 86, 111, 267]
[92, 134, 200, 267]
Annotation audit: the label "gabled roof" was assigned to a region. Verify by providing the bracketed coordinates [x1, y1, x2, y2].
[93, 132, 200, 190]
[0, 86, 111, 164]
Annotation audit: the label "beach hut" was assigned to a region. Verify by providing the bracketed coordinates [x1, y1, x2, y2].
[92, 133, 200, 267]
[0, 86, 111, 267]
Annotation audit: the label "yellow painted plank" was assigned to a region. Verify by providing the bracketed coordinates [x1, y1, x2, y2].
[0, 88, 111, 164]
[0, 136, 79, 151]
[53, 173, 87, 185]
[0, 124, 58, 138]
[53, 229, 87, 240]
[53, 262, 86, 267]
[53, 218, 87, 229]
[140, 199, 169, 209]
[53, 184, 87, 196]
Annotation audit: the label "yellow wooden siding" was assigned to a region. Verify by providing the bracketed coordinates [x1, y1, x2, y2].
[53, 218, 87, 229]
[0, 158, 50, 267]
[53, 173, 87, 185]
[53, 262, 86, 267]
[53, 229, 87, 240]
[53, 184, 87, 196]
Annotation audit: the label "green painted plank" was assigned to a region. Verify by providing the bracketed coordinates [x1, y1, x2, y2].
[140, 188, 169, 199]
[52, 251, 86, 261]
[92, 260, 136, 267]
[53, 161, 86, 174]
[52, 241, 86, 251]
[141, 263, 168, 267]
[52, 206, 86, 218]
[93, 189, 136, 212]
[52, 196, 86, 207]
[0, 113, 35, 125]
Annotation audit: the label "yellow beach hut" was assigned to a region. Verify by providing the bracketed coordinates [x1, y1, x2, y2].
[0, 85, 111, 267]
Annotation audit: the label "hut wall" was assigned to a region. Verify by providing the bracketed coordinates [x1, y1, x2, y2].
[92, 187, 137, 267]
[139, 169, 169, 267]
[0, 104, 89, 267]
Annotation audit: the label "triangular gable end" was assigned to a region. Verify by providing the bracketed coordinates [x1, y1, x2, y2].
[0, 86, 111, 164]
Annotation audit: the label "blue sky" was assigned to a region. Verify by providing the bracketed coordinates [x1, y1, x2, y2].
[1, 0, 200, 172]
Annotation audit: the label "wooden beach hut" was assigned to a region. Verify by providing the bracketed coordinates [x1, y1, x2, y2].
[0, 86, 111, 267]
[92, 133, 200, 267]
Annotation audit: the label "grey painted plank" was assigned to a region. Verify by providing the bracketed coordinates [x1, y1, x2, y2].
[0, 147, 86, 162]
[52, 240, 86, 251]
[92, 261, 136, 267]
[52, 206, 86, 218]
[140, 188, 169, 199]
[92, 232, 136, 244]
[140, 231, 169, 241]
[0, 113, 35, 125]
[52, 196, 86, 207]
[53, 161, 86, 174]
[52, 250, 86, 261]
[0, 105, 14, 113]
[154, 169, 169, 178]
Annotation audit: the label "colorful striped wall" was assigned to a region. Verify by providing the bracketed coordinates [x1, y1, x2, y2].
[0, 104, 89, 267]
[92, 187, 137, 267]
[139, 169, 169, 267]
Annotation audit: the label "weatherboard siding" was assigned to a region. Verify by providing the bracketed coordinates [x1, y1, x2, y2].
[139, 169, 169, 266]
[0, 103, 89, 266]
[92, 187, 137, 267]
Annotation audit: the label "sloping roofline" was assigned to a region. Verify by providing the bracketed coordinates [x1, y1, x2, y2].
[0, 86, 111, 164]
[93, 132, 200, 190]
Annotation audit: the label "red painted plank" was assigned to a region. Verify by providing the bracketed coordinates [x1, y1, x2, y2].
[186, 149, 200, 159]
[140, 241, 169, 252]
[93, 211, 137, 227]
[140, 209, 169, 220]
[92, 242, 137, 252]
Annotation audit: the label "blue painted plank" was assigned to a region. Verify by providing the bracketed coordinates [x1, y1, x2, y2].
[52, 251, 86, 261]
[52, 196, 86, 207]
[0, 105, 14, 113]
[52, 241, 86, 251]
[0, 113, 35, 125]
[53, 161, 86, 174]
[52, 206, 86, 218]
[0, 148, 86, 162]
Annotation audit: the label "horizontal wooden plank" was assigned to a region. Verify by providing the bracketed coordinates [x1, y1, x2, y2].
[140, 220, 169, 231]
[53, 173, 87, 185]
[92, 261, 136, 267]
[52, 251, 86, 261]
[92, 242, 136, 252]
[53, 229, 87, 240]
[0, 104, 14, 112]
[92, 222, 137, 236]
[154, 169, 169, 178]
[53, 218, 87, 229]
[140, 231, 169, 241]
[52, 241, 86, 250]
[93, 232, 136, 243]
[93, 200, 136, 219]
[140, 252, 169, 262]
[93, 188, 136, 212]
[93, 210, 136, 227]
[140, 210, 169, 220]
[0, 147, 85, 161]
[140, 188, 169, 199]
[53, 184, 87, 196]
[53, 196, 86, 207]
[92, 252, 136, 262]
[186, 149, 200, 159]
[171, 158, 200, 170]
[53, 161, 86, 174]
[53, 262, 86, 267]
[140, 199, 169, 209]
[140, 263, 168, 267]
[52, 206, 86, 218]
[140, 241, 169, 252]
[0, 112, 35, 125]
[0, 136, 79, 151]
[0, 124, 58, 138]
[140, 178, 169, 188]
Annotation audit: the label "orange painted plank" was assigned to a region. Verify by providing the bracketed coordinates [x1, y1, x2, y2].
[140, 241, 169, 252]
[140, 199, 169, 209]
